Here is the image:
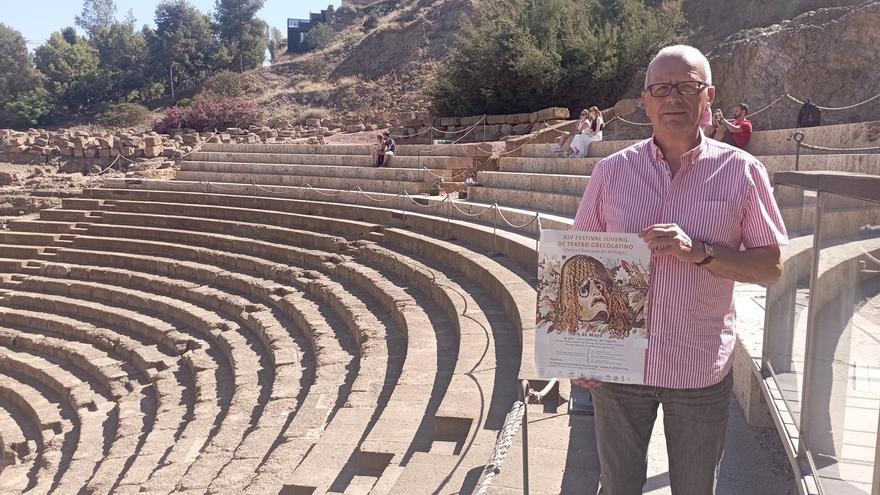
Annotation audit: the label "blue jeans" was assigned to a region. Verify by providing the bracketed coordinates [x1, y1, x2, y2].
[591, 372, 732, 495]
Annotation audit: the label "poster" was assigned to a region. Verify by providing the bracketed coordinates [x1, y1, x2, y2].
[536, 230, 651, 384]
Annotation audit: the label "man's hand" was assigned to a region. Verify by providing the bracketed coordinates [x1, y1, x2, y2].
[572, 378, 601, 389]
[639, 223, 704, 263]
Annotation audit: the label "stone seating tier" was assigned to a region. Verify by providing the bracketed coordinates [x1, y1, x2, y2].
[0, 189, 548, 490]
[189, 148, 476, 170]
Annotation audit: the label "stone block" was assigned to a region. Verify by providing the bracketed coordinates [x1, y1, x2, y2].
[459, 115, 484, 126]
[513, 113, 532, 124]
[120, 146, 136, 156]
[487, 114, 509, 125]
[500, 124, 513, 135]
[97, 136, 114, 149]
[143, 135, 161, 146]
[346, 124, 366, 133]
[144, 145, 164, 158]
[440, 117, 460, 126]
[535, 106, 570, 121]
[73, 148, 85, 158]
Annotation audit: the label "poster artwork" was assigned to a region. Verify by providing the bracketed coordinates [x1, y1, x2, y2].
[536, 230, 651, 384]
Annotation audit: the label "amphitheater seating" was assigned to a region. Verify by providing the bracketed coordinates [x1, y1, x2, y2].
[0, 179, 595, 494]
[467, 120, 880, 219]
[1, 119, 876, 494]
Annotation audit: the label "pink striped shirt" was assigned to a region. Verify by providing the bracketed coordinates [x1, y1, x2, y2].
[573, 135, 788, 389]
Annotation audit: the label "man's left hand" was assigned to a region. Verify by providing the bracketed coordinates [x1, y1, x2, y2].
[639, 223, 702, 263]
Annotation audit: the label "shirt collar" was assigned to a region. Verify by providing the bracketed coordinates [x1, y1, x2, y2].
[648, 131, 707, 165]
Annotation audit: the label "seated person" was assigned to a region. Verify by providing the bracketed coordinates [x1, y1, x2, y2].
[713, 103, 752, 149]
[372, 134, 386, 167]
[570, 106, 603, 158]
[557, 109, 591, 155]
[380, 131, 397, 167]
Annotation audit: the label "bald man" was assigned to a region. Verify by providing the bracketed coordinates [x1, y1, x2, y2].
[571, 45, 788, 494]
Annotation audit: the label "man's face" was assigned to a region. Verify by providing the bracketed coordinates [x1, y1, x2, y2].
[732, 106, 744, 119]
[641, 56, 714, 136]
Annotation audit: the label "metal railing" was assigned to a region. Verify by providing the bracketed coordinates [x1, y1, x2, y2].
[765, 170, 880, 495]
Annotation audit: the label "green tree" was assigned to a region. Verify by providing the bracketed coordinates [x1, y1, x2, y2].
[91, 18, 150, 101]
[266, 25, 285, 63]
[303, 23, 336, 51]
[147, 0, 217, 95]
[3, 88, 54, 126]
[34, 31, 109, 112]
[75, 0, 118, 38]
[213, 0, 268, 71]
[430, 0, 685, 116]
[0, 24, 43, 109]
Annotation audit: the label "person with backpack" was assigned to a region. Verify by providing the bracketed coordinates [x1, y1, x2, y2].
[797, 99, 822, 127]
[713, 103, 752, 150]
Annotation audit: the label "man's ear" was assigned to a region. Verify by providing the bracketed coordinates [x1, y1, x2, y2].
[707, 86, 716, 105]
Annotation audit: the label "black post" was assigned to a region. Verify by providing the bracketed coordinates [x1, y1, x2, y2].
[520, 379, 530, 495]
[793, 131, 804, 172]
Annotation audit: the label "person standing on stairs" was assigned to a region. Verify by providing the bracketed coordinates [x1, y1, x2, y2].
[570, 45, 787, 495]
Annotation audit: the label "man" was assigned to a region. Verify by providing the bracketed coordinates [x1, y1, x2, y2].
[713, 102, 752, 149]
[381, 131, 396, 167]
[571, 45, 787, 494]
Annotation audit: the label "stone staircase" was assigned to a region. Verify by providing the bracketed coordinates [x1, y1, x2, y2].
[466, 120, 880, 218]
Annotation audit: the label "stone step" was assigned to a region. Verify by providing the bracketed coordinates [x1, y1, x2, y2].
[499, 156, 600, 175]
[521, 139, 641, 158]
[0, 347, 110, 492]
[5, 220, 80, 234]
[88, 182, 541, 271]
[175, 170, 429, 195]
[476, 171, 588, 196]
[0, 374, 71, 494]
[0, 232, 60, 246]
[498, 153, 880, 178]
[181, 159, 453, 182]
[199, 142, 496, 158]
[191, 148, 476, 170]
[0, 403, 33, 492]
[466, 186, 580, 217]
[11, 248, 356, 493]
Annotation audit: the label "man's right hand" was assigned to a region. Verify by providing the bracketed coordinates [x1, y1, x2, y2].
[572, 378, 602, 388]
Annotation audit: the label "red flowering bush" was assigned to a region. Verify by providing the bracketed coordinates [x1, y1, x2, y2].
[152, 98, 264, 133]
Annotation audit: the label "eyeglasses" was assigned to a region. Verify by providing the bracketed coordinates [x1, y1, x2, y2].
[645, 81, 709, 97]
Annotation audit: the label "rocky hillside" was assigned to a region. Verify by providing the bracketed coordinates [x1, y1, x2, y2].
[709, 0, 880, 129]
[221, 0, 879, 130]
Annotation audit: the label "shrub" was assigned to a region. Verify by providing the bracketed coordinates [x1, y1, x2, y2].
[175, 97, 194, 107]
[152, 97, 265, 133]
[201, 70, 250, 98]
[2, 88, 54, 127]
[96, 102, 151, 127]
[363, 14, 379, 31]
[303, 23, 336, 51]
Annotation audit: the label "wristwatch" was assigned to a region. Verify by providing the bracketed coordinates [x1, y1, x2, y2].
[696, 241, 715, 266]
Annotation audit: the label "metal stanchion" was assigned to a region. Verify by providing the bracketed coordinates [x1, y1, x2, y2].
[793, 131, 804, 172]
[492, 203, 498, 255]
[520, 379, 530, 495]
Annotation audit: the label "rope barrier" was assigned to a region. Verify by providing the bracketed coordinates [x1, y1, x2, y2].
[450, 200, 495, 218]
[792, 131, 880, 153]
[527, 378, 558, 402]
[305, 184, 346, 197]
[497, 208, 540, 230]
[405, 193, 448, 209]
[474, 401, 526, 495]
[784, 92, 880, 111]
